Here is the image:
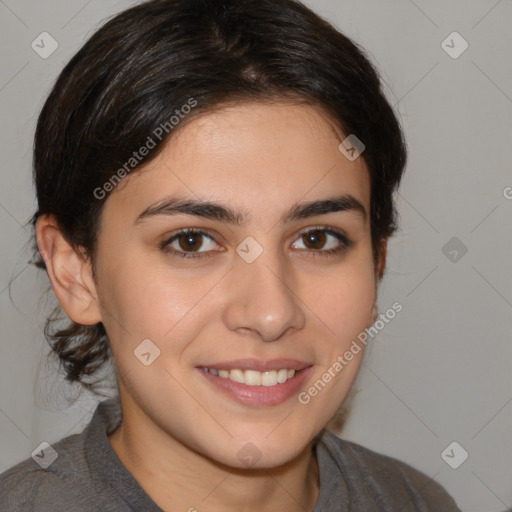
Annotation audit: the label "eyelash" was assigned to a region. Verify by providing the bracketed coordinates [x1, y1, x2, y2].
[161, 226, 352, 260]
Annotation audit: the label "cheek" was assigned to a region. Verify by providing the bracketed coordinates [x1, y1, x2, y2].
[97, 254, 221, 360]
[323, 277, 375, 339]
[295, 274, 374, 432]
[303, 257, 376, 348]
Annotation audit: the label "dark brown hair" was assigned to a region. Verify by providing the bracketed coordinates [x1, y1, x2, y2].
[28, 0, 407, 395]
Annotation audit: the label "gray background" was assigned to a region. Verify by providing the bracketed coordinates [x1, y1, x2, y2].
[1, 1, 511, 510]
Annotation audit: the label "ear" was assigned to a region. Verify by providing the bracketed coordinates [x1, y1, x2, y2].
[368, 237, 388, 325]
[36, 214, 102, 325]
[375, 237, 388, 282]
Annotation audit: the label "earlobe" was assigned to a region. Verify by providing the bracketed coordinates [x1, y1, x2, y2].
[368, 303, 378, 325]
[36, 214, 102, 326]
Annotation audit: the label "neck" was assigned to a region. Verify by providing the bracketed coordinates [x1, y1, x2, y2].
[108, 394, 320, 512]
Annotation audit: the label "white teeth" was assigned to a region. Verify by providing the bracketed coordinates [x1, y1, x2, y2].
[245, 370, 262, 386]
[277, 369, 288, 383]
[229, 369, 245, 384]
[261, 370, 277, 387]
[204, 367, 297, 386]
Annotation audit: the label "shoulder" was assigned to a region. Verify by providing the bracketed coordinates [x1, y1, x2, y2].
[0, 459, 85, 512]
[317, 430, 461, 511]
[0, 433, 89, 512]
[0, 397, 126, 512]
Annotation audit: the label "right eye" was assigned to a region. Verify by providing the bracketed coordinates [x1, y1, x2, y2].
[161, 228, 223, 259]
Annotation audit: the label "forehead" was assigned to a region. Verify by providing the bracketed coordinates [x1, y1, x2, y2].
[102, 101, 370, 227]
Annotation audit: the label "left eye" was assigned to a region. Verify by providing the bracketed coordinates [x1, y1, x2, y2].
[291, 228, 346, 252]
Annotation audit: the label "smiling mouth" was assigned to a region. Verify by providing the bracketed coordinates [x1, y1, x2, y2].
[200, 367, 297, 387]
[197, 362, 313, 407]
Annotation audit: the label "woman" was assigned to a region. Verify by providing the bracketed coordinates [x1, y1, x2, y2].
[0, 0, 461, 510]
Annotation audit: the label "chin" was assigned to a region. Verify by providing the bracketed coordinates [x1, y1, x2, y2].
[207, 428, 318, 471]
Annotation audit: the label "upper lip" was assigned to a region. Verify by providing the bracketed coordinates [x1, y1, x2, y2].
[197, 358, 312, 372]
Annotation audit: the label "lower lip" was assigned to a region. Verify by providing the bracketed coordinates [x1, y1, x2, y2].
[198, 367, 312, 407]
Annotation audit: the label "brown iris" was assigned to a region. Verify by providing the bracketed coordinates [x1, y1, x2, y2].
[178, 232, 203, 252]
[302, 229, 326, 250]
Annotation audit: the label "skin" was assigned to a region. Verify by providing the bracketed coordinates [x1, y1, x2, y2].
[36, 101, 385, 512]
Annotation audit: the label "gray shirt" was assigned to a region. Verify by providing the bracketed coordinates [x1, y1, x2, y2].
[0, 396, 461, 511]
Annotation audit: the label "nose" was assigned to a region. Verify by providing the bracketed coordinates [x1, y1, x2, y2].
[222, 248, 306, 342]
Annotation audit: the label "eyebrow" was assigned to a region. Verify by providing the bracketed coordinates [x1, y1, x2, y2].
[134, 194, 367, 226]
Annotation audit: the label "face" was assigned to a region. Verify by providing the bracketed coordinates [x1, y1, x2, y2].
[92, 101, 379, 469]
